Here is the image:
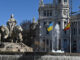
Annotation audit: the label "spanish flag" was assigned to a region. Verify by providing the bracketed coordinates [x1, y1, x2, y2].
[64, 22, 70, 31]
[47, 23, 53, 32]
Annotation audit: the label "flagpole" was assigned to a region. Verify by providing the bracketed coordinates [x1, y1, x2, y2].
[52, 26, 53, 51]
[47, 22, 54, 52]
[52, 22, 54, 52]
[70, 23, 71, 53]
[70, 0, 72, 53]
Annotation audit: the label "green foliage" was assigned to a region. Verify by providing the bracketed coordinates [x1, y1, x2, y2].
[20, 20, 37, 47]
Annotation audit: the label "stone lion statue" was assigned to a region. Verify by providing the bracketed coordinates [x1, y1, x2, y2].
[0, 25, 9, 41]
[12, 26, 23, 43]
[0, 25, 23, 43]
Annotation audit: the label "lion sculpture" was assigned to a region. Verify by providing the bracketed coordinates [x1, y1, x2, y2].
[0, 25, 9, 42]
[12, 26, 23, 43]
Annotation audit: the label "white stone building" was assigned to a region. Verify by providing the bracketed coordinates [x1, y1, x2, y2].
[71, 13, 80, 53]
[34, 0, 70, 52]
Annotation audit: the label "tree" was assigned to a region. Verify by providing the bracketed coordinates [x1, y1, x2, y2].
[20, 20, 32, 46]
[20, 20, 37, 47]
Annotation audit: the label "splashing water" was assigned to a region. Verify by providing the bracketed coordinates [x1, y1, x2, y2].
[52, 23, 64, 53]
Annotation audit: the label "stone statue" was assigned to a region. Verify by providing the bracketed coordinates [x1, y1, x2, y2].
[0, 25, 9, 40]
[13, 26, 23, 43]
[31, 17, 37, 30]
[0, 14, 23, 43]
[0, 14, 33, 52]
[7, 14, 17, 37]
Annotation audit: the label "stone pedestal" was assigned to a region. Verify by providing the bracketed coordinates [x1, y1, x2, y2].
[0, 42, 33, 52]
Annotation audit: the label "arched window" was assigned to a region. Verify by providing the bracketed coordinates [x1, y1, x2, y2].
[63, 39, 67, 51]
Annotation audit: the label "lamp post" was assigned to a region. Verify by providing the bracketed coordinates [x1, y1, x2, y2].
[69, 0, 73, 54]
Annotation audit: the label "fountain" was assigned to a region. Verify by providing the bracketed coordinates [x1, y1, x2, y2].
[52, 23, 64, 53]
[0, 14, 33, 52]
[0, 15, 79, 60]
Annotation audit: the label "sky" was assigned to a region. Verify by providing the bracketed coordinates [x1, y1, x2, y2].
[0, 0, 80, 25]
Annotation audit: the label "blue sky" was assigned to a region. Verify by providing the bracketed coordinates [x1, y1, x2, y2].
[0, 0, 80, 25]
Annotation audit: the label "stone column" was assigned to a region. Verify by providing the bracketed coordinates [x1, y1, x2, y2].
[60, 19, 64, 51]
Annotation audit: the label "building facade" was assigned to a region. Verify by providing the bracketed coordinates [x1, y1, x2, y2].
[35, 0, 70, 52]
[71, 14, 80, 53]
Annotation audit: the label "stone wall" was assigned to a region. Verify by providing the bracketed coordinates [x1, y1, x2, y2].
[34, 56, 80, 60]
[0, 52, 80, 60]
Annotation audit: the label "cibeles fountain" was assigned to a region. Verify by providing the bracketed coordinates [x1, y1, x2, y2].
[0, 14, 33, 52]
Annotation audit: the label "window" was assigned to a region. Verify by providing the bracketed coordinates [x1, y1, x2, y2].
[64, 30, 66, 34]
[50, 10, 52, 16]
[43, 10, 47, 16]
[72, 40, 77, 52]
[59, 0, 61, 3]
[58, 22, 60, 25]
[63, 39, 67, 51]
[46, 28, 49, 34]
[74, 28, 75, 35]
[43, 10, 52, 17]
[79, 29, 80, 35]
[44, 22, 46, 26]
[46, 39, 49, 45]
[64, 22, 67, 24]
[43, 39, 45, 43]
[47, 10, 49, 16]
[71, 28, 73, 35]
[43, 39, 46, 50]
[46, 30, 49, 34]
[49, 21, 52, 24]
[72, 22, 73, 26]
[71, 28, 77, 35]
[64, 0, 67, 2]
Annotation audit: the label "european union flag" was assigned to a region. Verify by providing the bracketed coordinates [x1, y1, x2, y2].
[47, 22, 53, 32]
